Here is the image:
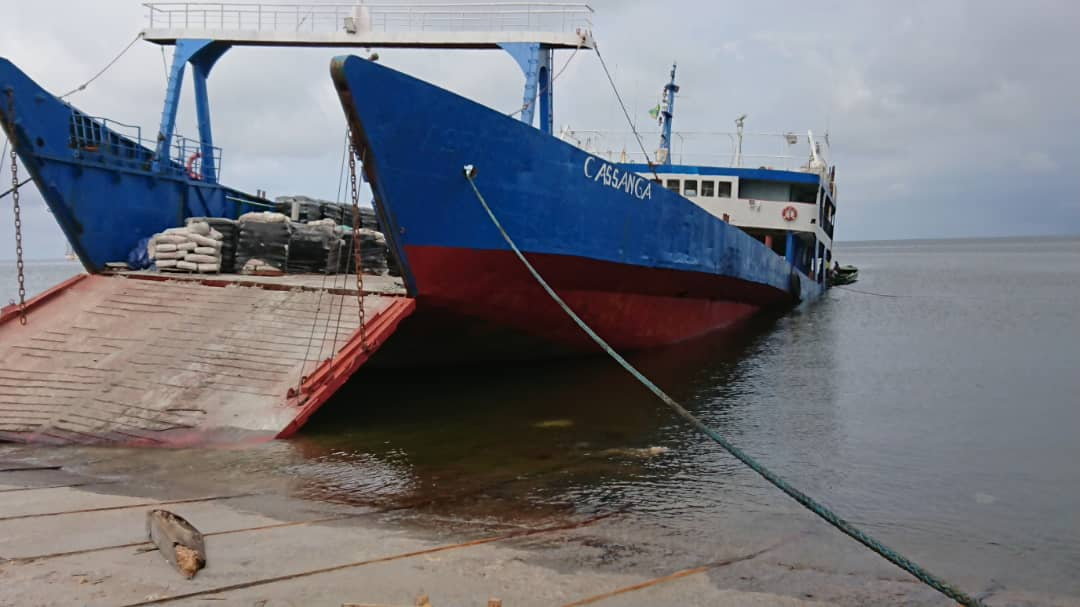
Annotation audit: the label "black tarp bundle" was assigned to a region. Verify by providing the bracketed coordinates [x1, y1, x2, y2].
[274, 196, 322, 222]
[330, 205, 379, 230]
[273, 195, 381, 231]
[319, 202, 346, 226]
[339, 228, 388, 275]
[287, 223, 340, 274]
[357, 207, 379, 230]
[235, 215, 292, 272]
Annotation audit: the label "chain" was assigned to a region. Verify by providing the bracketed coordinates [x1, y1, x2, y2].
[6, 91, 27, 325]
[348, 141, 367, 350]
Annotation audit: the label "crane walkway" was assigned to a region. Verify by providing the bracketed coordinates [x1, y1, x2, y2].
[141, 2, 595, 49]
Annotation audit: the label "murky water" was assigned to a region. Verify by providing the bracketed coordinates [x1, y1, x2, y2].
[3, 237, 1080, 599]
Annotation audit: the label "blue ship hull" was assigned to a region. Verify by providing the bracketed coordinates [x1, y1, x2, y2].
[332, 56, 822, 358]
[0, 58, 264, 271]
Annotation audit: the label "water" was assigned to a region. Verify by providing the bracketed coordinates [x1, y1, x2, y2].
[3, 238, 1079, 600]
[0, 259, 83, 306]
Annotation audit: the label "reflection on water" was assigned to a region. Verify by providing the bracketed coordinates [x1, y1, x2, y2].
[288, 309, 841, 548]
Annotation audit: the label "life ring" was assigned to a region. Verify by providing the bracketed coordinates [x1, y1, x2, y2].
[781, 205, 797, 221]
[186, 152, 202, 180]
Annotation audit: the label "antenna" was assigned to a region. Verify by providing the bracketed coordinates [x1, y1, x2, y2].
[734, 114, 747, 168]
[656, 63, 680, 166]
[807, 130, 826, 173]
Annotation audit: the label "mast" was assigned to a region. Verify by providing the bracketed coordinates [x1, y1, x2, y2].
[657, 63, 679, 165]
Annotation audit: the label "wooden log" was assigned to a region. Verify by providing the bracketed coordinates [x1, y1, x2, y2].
[146, 509, 206, 579]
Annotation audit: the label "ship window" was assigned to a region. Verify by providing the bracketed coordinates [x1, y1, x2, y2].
[665, 179, 680, 192]
[683, 180, 698, 197]
[701, 181, 715, 197]
[717, 181, 733, 198]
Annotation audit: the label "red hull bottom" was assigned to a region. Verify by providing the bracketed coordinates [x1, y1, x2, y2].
[371, 246, 788, 366]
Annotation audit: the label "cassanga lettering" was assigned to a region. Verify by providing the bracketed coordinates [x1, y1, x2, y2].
[583, 157, 652, 200]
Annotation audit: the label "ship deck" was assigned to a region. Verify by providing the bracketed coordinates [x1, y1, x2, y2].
[0, 272, 414, 445]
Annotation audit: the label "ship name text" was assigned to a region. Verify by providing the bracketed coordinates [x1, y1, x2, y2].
[584, 157, 652, 200]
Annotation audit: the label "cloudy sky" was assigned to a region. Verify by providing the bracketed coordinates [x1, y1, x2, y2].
[1, 0, 1078, 259]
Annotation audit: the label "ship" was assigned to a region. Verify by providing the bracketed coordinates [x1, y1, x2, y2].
[331, 57, 838, 362]
[0, 55, 270, 272]
[1, 2, 838, 364]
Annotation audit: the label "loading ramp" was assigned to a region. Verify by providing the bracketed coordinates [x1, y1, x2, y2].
[0, 273, 413, 445]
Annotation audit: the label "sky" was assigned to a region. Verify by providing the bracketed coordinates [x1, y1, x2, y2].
[1, 0, 1078, 259]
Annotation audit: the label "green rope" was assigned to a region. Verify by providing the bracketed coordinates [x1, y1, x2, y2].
[463, 168, 984, 607]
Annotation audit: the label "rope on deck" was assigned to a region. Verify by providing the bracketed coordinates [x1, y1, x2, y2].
[462, 167, 985, 607]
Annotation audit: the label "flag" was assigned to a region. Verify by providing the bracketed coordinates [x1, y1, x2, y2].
[648, 104, 660, 120]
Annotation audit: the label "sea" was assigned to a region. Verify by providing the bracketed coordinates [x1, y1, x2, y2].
[2, 236, 1079, 601]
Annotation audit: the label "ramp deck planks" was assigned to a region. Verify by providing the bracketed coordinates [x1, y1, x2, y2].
[0, 273, 414, 445]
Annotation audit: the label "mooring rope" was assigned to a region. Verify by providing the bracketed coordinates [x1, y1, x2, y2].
[832, 284, 906, 298]
[592, 42, 659, 180]
[462, 168, 984, 607]
[60, 32, 144, 100]
[0, 177, 31, 201]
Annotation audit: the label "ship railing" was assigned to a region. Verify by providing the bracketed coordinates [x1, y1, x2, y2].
[558, 128, 828, 173]
[588, 150, 814, 173]
[144, 2, 593, 35]
[68, 110, 223, 179]
[69, 112, 156, 172]
[168, 134, 224, 180]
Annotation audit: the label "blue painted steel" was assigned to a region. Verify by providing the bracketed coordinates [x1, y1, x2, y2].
[497, 42, 553, 134]
[154, 39, 230, 181]
[658, 63, 679, 165]
[154, 44, 190, 173]
[189, 42, 229, 182]
[0, 57, 264, 272]
[785, 231, 797, 266]
[537, 47, 553, 135]
[622, 163, 822, 185]
[331, 56, 823, 302]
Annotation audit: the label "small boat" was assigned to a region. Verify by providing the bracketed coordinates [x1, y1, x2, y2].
[829, 264, 859, 286]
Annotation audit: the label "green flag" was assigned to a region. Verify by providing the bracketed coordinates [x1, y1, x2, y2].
[648, 104, 660, 119]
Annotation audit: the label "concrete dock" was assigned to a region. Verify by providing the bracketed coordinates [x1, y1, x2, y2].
[0, 458, 802, 606]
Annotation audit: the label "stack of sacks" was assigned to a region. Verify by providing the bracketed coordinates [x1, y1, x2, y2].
[187, 217, 239, 273]
[149, 221, 224, 273]
[235, 211, 291, 275]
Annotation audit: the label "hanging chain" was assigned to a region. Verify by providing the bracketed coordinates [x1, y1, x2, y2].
[348, 140, 367, 350]
[6, 91, 27, 325]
